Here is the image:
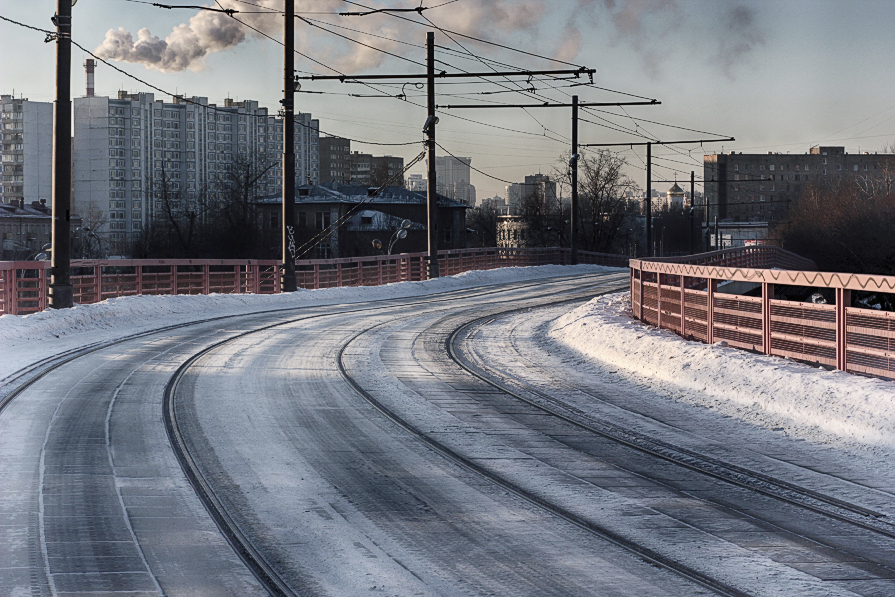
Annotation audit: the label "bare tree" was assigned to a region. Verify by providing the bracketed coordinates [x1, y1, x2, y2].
[552, 149, 640, 253]
[467, 202, 499, 247]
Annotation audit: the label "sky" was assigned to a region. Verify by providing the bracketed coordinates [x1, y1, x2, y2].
[3, 0, 895, 200]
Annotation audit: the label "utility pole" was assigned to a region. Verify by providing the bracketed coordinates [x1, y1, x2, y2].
[425, 32, 439, 278]
[646, 142, 651, 257]
[690, 170, 695, 253]
[581, 137, 733, 259]
[297, 43, 617, 275]
[281, 0, 297, 292]
[50, 0, 73, 309]
[570, 96, 579, 265]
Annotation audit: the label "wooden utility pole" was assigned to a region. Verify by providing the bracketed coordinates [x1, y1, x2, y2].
[425, 32, 439, 278]
[281, 0, 297, 292]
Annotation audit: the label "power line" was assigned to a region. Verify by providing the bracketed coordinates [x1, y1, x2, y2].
[435, 142, 515, 184]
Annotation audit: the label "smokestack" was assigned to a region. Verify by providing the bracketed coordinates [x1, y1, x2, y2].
[85, 58, 95, 97]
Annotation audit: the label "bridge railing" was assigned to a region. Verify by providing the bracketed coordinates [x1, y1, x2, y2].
[630, 246, 895, 381]
[0, 247, 628, 316]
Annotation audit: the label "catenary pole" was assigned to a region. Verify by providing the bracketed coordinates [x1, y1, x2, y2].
[281, 0, 297, 292]
[50, 0, 73, 309]
[426, 32, 439, 278]
[646, 142, 652, 257]
[570, 95, 578, 265]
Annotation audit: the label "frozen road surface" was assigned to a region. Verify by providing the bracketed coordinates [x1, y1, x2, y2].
[2, 266, 895, 596]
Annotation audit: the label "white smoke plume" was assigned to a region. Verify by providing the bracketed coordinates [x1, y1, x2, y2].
[568, 0, 764, 77]
[94, 0, 547, 73]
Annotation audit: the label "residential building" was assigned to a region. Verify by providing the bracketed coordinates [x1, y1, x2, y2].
[0, 200, 82, 260]
[350, 152, 405, 187]
[479, 195, 509, 215]
[406, 173, 426, 192]
[255, 182, 468, 259]
[497, 215, 528, 248]
[703, 146, 895, 223]
[505, 174, 557, 215]
[73, 91, 319, 250]
[319, 136, 351, 183]
[435, 155, 476, 205]
[1, 95, 52, 206]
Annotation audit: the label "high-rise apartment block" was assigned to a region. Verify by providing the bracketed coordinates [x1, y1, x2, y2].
[435, 155, 476, 205]
[703, 146, 895, 223]
[73, 92, 319, 247]
[319, 136, 351, 183]
[1, 95, 52, 206]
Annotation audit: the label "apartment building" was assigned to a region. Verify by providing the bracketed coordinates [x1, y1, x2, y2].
[703, 146, 895, 223]
[73, 92, 319, 249]
[319, 136, 351, 183]
[0, 95, 52, 206]
[350, 152, 404, 187]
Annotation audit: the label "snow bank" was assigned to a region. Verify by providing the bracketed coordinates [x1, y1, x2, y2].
[549, 292, 895, 449]
[0, 265, 620, 380]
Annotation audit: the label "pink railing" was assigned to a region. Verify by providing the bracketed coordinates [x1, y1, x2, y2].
[0, 247, 628, 316]
[630, 246, 895, 381]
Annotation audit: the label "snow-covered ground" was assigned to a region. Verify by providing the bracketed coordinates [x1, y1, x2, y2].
[0, 265, 620, 382]
[549, 291, 895, 455]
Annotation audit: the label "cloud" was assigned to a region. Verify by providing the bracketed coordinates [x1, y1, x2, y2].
[94, 0, 547, 73]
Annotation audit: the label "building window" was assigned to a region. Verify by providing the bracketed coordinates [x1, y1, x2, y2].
[443, 226, 452, 243]
[270, 211, 279, 229]
[315, 211, 331, 230]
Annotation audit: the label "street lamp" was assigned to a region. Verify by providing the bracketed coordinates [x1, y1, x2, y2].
[372, 219, 412, 255]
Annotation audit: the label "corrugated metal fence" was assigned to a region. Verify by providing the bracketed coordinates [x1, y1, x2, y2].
[0, 247, 628, 316]
[630, 246, 895, 380]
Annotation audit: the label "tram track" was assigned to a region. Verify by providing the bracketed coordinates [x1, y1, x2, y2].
[449, 309, 895, 542]
[158, 272, 629, 596]
[334, 290, 753, 597]
[0, 271, 624, 597]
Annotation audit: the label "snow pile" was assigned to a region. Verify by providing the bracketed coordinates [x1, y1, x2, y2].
[549, 292, 895, 449]
[0, 265, 620, 379]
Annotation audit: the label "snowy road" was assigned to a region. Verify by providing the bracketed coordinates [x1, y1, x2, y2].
[2, 267, 895, 596]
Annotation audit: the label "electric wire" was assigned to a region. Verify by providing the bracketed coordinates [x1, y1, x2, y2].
[293, 150, 427, 258]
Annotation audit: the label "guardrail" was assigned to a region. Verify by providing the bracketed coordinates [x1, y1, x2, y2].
[630, 246, 895, 381]
[0, 247, 628, 316]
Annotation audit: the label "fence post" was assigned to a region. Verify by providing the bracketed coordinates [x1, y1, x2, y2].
[706, 278, 716, 344]
[135, 264, 142, 296]
[761, 282, 773, 355]
[10, 268, 19, 315]
[313, 264, 320, 289]
[680, 275, 687, 338]
[337, 263, 343, 287]
[638, 267, 644, 321]
[656, 273, 663, 329]
[203, 264, 210, 295]
[836, 287, 851, 372]
[95, 265, 102, 303]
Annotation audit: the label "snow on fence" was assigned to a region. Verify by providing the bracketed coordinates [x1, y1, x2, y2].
[630, 246, 895, 381]
[0, 247, 628, 316]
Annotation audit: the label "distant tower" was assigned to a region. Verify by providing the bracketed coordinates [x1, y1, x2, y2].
[85, 59, 95, 98]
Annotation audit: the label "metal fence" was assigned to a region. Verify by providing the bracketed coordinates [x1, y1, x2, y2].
[0, 247, 628, 316]
[630, 246, 895, 380]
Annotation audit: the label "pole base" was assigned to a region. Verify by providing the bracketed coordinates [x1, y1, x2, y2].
[281, 272, 297, 293]
[426, 258, 439, 280]
[48, 283, 74, 309]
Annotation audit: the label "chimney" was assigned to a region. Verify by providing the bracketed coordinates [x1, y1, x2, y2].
[86, 59, 95, 98]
